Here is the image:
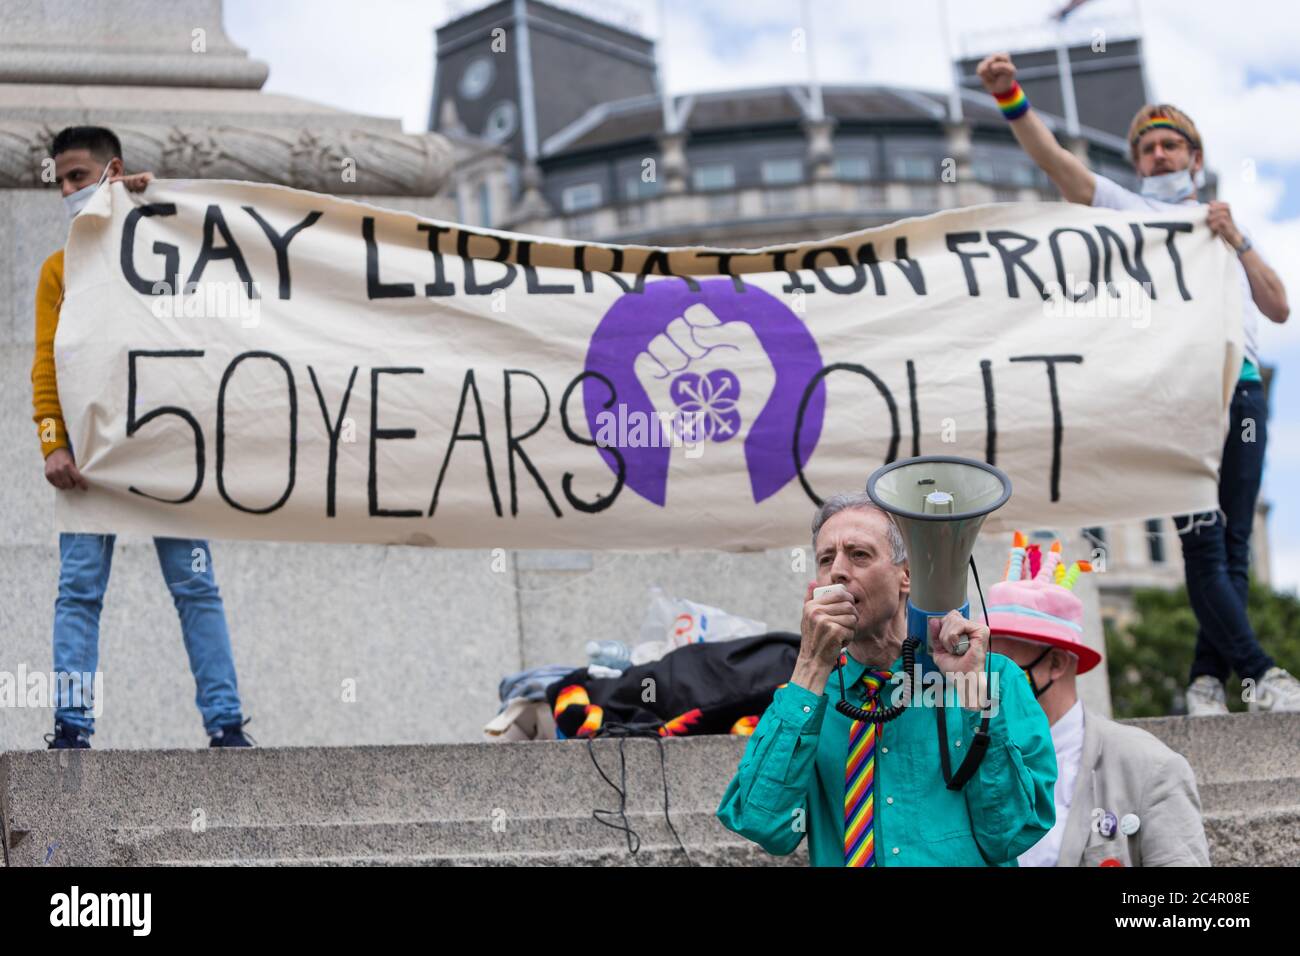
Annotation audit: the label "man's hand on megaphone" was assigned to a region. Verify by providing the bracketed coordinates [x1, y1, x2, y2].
[800, 582, 857, 665]
[790, 582, 858, 696]
[929, 609, 988, 674]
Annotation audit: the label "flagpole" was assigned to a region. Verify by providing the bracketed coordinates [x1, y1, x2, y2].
[1130, 0, 1155, 104]
[658, 0, 688, 139]
[1053, 13, 1081, 136]
[799, 0, 824, 122]
[938, 0, 962, 122]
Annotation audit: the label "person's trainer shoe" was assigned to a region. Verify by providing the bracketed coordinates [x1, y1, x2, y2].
[1249, 667, 1300, 713]
[44, 721, 91, 749]
[209, 717, 256, 748]
[1185, 676, 1228, 716]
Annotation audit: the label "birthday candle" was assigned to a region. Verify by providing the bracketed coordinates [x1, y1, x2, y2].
[1037, 540, 1063, 582]
[1005, 530, 1027, 581]
[1054, 560, 1067, 584]
[1061, 560, 1093, 590]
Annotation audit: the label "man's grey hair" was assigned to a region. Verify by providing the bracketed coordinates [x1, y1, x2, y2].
[811, 493, 908, 565]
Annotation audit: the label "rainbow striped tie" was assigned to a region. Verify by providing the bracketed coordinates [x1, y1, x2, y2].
[845, 664, 892, 867]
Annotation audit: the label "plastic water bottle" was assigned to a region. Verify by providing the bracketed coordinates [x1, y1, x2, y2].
[585, 640, 632, 671]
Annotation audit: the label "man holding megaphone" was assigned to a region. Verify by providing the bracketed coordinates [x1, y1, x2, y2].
[717, 458, 1057, 866]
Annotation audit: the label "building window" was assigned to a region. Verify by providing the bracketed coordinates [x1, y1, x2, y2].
[993, 187, 1020, 204]
[1146, 519, 1166, 564]
[693, 163, 735, 192]
[763, 189, 799, 214]
[616, 203, 645, 228]
[891, 155, 935, 181]
[972, 159, 996, 182]
[706, 192, 738, 217]
[834, 156, 872, 181]
[624, 176, 660, 201]
[856, 184, 886, 208]
[562, 182, 603, 213]
[761, 158, 803, 185]
[568, 213, 597, 238]
[1009, 164, 1037, 186]
[477, 182, 492, 227]
[910, 184, 939, 208]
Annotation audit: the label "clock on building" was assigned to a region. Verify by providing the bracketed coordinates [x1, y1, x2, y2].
[459, 57, 494, 100]
[482, 100, 518, 144]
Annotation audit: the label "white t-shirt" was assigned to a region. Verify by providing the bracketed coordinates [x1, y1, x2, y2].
[1017, 697, 1085, 868]
[1090, 173, 1262, 368]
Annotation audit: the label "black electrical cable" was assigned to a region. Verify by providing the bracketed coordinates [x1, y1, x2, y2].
[585, 720, 693, 865]
[935, 555, 998, 866]
[936, 557, 995, 791]
[834, 635, 921, 722]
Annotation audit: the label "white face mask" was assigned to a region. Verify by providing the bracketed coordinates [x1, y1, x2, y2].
[1139, 166, 1203, 204]
[63, 164, 111, 221]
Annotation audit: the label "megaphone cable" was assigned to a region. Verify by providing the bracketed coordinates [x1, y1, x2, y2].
[833, 635, 920, 724]
[832, 556, 997, 767]
[935, 557, 995, 791]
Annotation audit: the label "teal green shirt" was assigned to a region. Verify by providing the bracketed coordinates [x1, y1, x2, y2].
[716, 649, 1057, 866]
[1239, 357, 1262, 383]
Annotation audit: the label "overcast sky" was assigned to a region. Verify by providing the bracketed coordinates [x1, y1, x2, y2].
[223, 0, 1300, 590]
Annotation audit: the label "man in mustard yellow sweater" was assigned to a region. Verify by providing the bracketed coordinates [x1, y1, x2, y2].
[35, 126, 252, 749]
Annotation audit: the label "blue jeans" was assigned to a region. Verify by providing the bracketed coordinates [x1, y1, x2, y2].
[1177, 381, 1274, 685]
[53, 534, 244, 736]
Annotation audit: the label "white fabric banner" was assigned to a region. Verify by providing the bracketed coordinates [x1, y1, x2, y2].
[55, 180, 1242, 549]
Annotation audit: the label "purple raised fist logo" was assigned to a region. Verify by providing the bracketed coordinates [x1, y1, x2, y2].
[583, 278, 826, 507]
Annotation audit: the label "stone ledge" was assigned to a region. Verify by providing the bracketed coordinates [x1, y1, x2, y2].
[0, 119, 453, 195]
[4, 715, 1298, 866]
[0, 0, 267, 90]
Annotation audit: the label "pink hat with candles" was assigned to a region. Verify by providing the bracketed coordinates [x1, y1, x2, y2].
[984, 532, 1101, 674]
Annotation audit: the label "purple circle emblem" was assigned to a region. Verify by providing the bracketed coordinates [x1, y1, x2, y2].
[582, 278, 826, 506]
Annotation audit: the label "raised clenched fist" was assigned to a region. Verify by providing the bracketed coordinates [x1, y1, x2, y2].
[976, 52, 1017, 96]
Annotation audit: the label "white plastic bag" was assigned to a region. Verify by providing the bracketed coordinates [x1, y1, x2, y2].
[636, 586, 768, 656]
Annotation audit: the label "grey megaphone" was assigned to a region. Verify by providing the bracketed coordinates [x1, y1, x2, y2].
[866, 455, 1011, 646]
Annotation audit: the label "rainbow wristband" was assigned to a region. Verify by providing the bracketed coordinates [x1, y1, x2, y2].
[995, 82, 1030, 120]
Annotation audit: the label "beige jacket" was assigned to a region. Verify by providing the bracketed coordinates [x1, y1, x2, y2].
[1057, 706, 1210, 866]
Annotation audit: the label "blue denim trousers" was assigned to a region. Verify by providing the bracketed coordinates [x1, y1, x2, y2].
[53, 534, 243, 736]
[1177, 380, 1274, 685]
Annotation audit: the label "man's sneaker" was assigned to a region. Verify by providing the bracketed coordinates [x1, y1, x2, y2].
[1185, 676, 1228, 716]
[44, 721, 91, 749]
[1249, 667, 1300, 713]
[209, 717, 255, 748]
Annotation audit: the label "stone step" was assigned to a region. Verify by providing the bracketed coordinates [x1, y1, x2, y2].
[2, 738, 745, 865]
[1201, 807, 1300, 867]
[1197, 777, 1299, 814]
[106, 812, 734, 864]
[158, 843, 802, 867]
[116, 802, 1300, 867]
[1126, 713, 1300, 782]
[6, 714, 1297, 866]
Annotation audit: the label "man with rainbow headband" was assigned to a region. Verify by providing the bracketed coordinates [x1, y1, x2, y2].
[989, 533, 1210, 867]
[976, 52, 1299, 717]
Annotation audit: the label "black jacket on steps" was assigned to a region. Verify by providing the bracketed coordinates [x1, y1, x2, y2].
[546, 632, 802, 737]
